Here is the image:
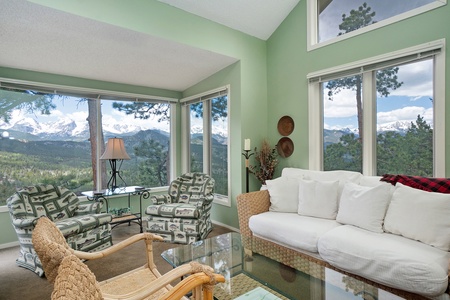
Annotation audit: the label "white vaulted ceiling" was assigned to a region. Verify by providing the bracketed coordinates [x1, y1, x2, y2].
[0, 0, 299, 91]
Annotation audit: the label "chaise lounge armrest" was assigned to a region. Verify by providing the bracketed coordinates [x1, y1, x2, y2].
[156, 271, 226, 300]
[236, 190, 270, 248]
[101, 262, 225, 300]
[72, 232, 163, 260]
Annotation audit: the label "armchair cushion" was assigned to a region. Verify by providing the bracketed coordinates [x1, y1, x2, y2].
[55, 213, 113, 236]
[146, 203, 200, 219]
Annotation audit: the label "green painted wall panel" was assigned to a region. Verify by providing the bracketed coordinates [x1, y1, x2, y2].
[267, 1, 450, 174]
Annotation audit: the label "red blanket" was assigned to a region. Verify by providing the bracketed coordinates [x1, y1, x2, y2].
[381, 174, 450, 193]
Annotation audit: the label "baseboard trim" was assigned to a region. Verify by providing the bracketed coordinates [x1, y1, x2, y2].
[211, 220, 239, 233]
[0, 241, 19, 249]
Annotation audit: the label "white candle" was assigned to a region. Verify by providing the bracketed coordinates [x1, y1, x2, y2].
[244, 139, 251, 151]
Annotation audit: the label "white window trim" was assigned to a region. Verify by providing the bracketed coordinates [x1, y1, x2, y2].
[307, 0, 447, 51]
[180, 85, 231, 207]
[308, 39, 445, 176]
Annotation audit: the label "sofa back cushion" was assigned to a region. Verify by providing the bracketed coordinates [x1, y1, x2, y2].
[359, 175, 383, 187]
[266, 176, 300, 213]
[384, 183, 450, 251]
[297, 179, 340, 219]
[336, 182, 393, 233]
[282, 168, 362, 195]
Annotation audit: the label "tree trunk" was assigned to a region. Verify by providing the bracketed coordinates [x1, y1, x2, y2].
[87, 99, 106, 190]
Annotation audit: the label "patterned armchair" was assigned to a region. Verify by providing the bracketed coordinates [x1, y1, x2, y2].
[145, 173, 215, 244]
[7, 185, 113, 276]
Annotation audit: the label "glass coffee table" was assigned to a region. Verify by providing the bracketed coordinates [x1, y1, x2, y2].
[161, 232, 405, 300]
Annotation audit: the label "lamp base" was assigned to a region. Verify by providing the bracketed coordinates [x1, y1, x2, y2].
[106, 159, 127, 191]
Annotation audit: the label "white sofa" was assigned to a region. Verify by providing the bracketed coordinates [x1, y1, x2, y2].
[237, 168, 450, 299]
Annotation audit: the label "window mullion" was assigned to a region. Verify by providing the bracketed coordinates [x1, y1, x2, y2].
[362, 72, 376, 176]
[433, 51, 445, 177]
[308, 81, 323, 170]
[203, 100, 212, 175]
[95, 99, 102, 191]
[181, 104, 190, 174]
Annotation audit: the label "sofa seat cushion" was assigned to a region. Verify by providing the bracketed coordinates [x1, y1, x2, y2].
[146, 203, 200, 219]
[55, 213, 112, 237]
[318, 225, 449, 297]
[249, 212, 341, 253]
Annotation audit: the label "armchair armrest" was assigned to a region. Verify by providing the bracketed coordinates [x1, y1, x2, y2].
[236, 190, 270, 245]
[191, 194, 214, 209]
[73, 200, 103, 216]
[150, 194, 172, 205]
[11, 217, 38, 229]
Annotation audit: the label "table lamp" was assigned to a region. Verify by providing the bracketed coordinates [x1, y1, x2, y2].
[100, 137, 130, 190]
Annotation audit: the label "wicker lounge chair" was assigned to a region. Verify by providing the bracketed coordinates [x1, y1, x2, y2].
[33, 217, 224, 300]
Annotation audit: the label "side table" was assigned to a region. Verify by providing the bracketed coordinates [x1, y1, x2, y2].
[82, 186, 150, 233]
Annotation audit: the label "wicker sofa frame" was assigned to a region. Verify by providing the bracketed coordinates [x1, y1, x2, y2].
[237, 190, 449, 300]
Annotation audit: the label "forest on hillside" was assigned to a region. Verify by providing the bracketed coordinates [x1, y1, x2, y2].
[0, 131, 228, 205]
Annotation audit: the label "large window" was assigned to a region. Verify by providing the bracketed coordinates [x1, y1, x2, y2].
[308, 0, 446, 50]
[308, 40, 445, 176]
[181, 86, 230, 206]
[0, 82, 175, 205]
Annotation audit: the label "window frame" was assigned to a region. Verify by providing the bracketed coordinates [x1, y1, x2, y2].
[0, 78, 177, 198]
[307, 0, 447, 51]
[180, 85, 231, 207]
[307, 39, 446, 176]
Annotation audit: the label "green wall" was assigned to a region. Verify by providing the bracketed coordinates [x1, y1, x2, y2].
[0, 0, 268, 245]
[267, 2, 450, 175]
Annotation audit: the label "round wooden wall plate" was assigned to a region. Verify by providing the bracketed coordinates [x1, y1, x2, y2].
[277, 137, 294, 158]
[277, 116, 294, 136]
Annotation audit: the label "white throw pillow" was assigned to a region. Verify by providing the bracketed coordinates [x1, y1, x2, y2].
[336, 182, 393, 233]
[297, 179, 339, 219]
[266, 177, 300, 212]
[384, 183, 450, 251]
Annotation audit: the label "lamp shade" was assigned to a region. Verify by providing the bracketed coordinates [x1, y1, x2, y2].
[100, 138, 130, 160]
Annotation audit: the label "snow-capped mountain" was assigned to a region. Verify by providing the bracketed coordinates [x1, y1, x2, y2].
[377, 120, 412, 133]
[1, 116, 228, 143]
[189, 125, 228, 145]
[0, 116, 142, 141]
